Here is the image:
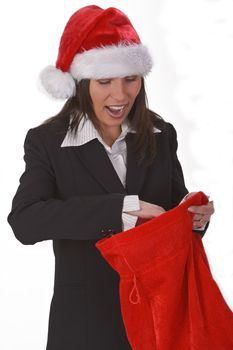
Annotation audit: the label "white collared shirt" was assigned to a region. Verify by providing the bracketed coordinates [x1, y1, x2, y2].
[61, 116, 161, 231]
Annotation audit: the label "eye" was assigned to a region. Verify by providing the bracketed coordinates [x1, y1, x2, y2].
[124, 76, 139, 83]
[97, 79, 111, 85]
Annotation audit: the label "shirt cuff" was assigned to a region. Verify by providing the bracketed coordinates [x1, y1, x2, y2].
[179, 193, 189, 204]
[122, 213, 138, 231]
[123, 195, 140, 212]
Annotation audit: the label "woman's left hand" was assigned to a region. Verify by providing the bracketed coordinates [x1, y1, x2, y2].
[185, 192, 215, 229]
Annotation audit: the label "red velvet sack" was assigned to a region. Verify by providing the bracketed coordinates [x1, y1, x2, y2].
[96, 192, 233, 350]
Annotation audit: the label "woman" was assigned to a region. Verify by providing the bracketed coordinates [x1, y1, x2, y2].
[7, 5, 214, 350]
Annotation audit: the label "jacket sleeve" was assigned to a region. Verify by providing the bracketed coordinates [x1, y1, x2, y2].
[168, 123, 207, 238]
[7, 128, 125, 245]
[168, 123, 189, 207]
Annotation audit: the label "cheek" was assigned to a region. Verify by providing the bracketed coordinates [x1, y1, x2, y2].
[92, 95, 106, 113]
[131, 81, 142, 100]
[89, 83, 108, 111]
[89, 88, 101, 112]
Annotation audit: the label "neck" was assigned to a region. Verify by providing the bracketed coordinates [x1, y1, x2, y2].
[100, 126, 122, 147]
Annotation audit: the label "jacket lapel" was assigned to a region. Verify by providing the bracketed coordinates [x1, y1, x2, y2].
[62, 125, 150, 196]
[74, 139, 127, 194]
[125, 133, 149, 195]
[74, 135, 149, 196]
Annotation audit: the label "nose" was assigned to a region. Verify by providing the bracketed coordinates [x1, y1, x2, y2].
[110, 79, 127, 101]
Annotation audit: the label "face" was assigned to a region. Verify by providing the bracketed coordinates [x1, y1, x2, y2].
[89, 76, 142, 135]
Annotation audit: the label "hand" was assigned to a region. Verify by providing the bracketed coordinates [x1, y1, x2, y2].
[126, 200, 166, 219]
[185, 192, 215, 229]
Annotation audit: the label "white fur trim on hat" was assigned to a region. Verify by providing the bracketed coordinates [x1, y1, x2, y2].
[39, 65, 76, 99]
[69, 43, 153, 81]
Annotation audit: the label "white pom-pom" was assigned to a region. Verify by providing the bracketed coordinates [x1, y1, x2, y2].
[39, 65, 76, 99]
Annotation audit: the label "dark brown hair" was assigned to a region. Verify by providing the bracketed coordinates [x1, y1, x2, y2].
[43, 78, 164, 166]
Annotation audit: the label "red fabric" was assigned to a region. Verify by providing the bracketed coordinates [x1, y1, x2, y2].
[56, 5, 140, 71]
[96, 192, 233, 350]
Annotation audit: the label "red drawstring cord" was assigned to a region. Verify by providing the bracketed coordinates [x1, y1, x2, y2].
[129, 274, 141, 304]
[122, 256, 141, 304]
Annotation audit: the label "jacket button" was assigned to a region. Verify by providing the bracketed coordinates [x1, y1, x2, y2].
[101, 229, 114, 237]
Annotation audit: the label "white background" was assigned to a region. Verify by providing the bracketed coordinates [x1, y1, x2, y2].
[0, 0, 233, 349]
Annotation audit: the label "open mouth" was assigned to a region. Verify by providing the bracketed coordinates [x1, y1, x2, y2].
[105, 105, 127, 118]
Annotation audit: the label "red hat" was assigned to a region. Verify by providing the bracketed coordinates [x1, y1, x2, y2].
[39, 5, 153, 99]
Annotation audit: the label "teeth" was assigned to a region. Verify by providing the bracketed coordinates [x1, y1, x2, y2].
[108, 105, 125, 111]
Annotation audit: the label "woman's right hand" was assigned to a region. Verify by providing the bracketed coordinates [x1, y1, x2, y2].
[126, 200, 166, 219]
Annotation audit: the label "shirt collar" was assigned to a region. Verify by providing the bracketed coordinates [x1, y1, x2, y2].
[61, 116, 161, 147]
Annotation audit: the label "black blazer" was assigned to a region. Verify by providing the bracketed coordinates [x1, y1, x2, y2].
[8, 117, 200, 350]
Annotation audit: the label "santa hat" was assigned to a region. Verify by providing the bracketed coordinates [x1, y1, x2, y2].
[39, 5, 153, 99]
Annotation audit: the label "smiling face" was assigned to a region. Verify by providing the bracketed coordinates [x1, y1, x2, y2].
[89, 76, 142, 139]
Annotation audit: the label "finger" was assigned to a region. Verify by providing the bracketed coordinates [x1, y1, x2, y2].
[193, 218, 207, 227]
[192, 214, 204, 221]
[192, 213, 211, 222]
[192, 214, 211, 227]
[188, 202, 214, 215]
[193, 222, 206, 229]
[193, 219, 210, 229]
